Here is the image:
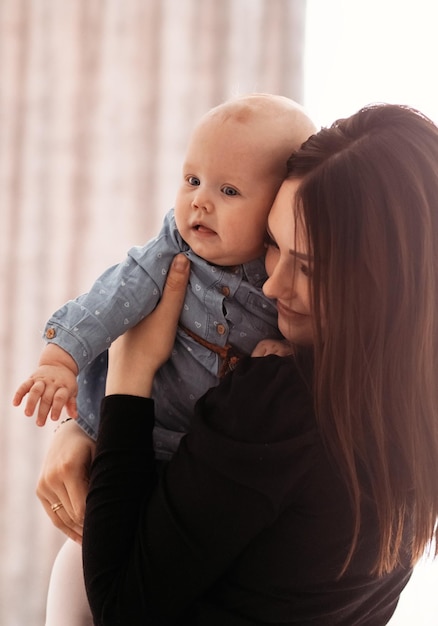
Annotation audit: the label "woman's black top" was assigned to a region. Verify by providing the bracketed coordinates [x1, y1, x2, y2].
[83, 355, 412, 625]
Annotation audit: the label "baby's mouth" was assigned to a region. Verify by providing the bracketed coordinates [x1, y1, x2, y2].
[193, 224, 216, 235]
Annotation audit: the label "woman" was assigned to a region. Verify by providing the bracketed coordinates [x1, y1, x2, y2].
[82, 103, 438, 624]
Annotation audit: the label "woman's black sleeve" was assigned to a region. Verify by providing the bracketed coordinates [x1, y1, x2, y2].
[83, 357, 315, 625]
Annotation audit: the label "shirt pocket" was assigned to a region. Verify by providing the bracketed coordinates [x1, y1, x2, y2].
[241, 291, 280, 333]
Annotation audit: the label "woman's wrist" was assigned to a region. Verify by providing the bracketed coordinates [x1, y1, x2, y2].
[105, 364, 155, 398]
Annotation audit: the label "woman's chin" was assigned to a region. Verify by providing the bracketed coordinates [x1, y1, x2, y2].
[278, 318, 313, 346]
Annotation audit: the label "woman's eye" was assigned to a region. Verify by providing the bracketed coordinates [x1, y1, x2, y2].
[222, 186, 238, 196]
[187, 176, 200, 186]
[264, 232, 279, 250]
[299, 263, 311, 278]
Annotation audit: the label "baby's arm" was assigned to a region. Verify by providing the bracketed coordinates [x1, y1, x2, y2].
[13, 343, 79, 427]
[251, 338, 294, 357]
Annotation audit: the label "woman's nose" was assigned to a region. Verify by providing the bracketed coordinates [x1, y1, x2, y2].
[262, 274, 277, 300]
[263, 263, 294, 301]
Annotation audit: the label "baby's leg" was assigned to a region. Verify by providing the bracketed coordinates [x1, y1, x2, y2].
[45, 539, 93, 626]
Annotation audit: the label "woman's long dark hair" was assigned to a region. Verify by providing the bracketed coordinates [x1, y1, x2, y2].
[288, 104, 438, 575]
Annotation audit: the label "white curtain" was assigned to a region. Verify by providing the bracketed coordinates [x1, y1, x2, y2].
[0, 0, 306, 623]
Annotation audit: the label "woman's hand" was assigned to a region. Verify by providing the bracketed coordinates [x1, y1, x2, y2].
[36, 254, 189, 541]
[36, 419, 96, 543]
[106, 254, 190, 398]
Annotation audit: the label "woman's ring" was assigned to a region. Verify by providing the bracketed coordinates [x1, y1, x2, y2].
[51, 502, 64, 513]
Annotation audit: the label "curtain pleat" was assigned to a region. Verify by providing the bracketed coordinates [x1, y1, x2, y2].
[0, 1, 306, 623]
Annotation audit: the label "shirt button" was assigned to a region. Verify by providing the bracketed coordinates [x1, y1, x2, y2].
[45, 327, 56, 339]
[216, 324, 226, 335]
[221, 286, 230, 297]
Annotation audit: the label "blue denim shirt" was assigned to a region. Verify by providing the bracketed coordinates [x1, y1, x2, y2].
[44, 209, 281, 459]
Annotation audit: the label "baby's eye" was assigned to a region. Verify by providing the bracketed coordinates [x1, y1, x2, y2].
[222, 186, 238, 196]
[187, 176, 200, 186]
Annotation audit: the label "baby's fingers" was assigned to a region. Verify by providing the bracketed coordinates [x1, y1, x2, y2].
[12, 379, 34, 407]
[66, 396, 78, 420]
[34, 386, 67, 426]
[48, 387, 76, 423]
[23, 380, 47, 419]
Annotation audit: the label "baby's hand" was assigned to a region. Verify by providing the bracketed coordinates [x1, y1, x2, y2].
[13, 364, 78, 427]
[251, 338, 294, 358]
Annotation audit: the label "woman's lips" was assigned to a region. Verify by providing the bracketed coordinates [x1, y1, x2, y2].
[276, 300, 309, 320]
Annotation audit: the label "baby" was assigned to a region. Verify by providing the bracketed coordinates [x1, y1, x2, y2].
[14, 93, 316, 462]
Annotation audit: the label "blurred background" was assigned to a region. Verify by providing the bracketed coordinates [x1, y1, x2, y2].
[1, 1, 438, 624]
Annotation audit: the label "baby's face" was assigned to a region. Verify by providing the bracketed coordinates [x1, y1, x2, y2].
[174, 116, 283, 266]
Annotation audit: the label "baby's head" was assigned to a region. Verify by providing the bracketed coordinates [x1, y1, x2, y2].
[175, 93, 316, 266]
